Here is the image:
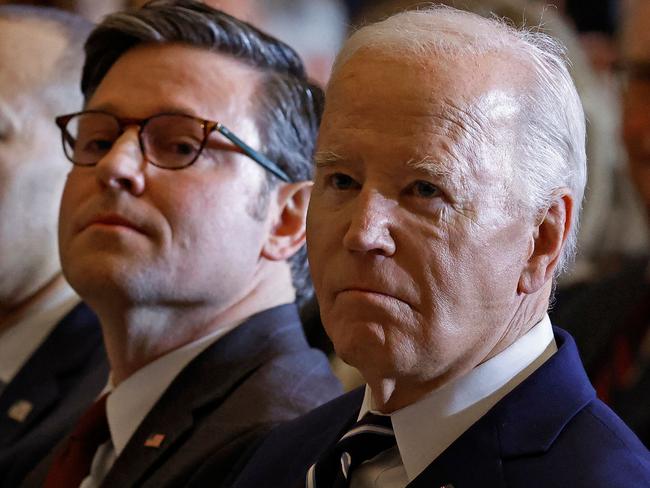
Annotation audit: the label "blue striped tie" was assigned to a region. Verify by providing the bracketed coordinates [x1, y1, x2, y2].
[306, 413, 396, 488]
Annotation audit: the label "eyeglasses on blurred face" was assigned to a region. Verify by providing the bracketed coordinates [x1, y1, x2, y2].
[54, 110, 290, 182]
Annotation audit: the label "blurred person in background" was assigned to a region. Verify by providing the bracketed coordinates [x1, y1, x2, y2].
[0, 6, 109, 487]
[25, 1, 341, 486]
[552, 0, 650, 446]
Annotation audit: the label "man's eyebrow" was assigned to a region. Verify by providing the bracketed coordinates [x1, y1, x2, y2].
[313, 150, 344, 168]
[85, 102, 193, 117]
[405, 156, 453, 179]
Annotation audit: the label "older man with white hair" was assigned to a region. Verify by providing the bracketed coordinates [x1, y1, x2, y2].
[228, 6, 650, 488]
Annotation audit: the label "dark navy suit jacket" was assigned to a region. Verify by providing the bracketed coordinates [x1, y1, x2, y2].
[0, 303, 109, 487]
[25, 303, 342, 488]
[233, 327, 650, 488]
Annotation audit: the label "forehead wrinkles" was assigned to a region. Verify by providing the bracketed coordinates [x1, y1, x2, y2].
[418, 91, 520, 221]
[433, 96, 493, 166]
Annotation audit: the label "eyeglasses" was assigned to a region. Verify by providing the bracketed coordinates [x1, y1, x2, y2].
[54, 110, 290, 182]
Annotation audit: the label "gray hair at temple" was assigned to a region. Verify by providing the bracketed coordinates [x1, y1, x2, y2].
[0, 5, 92, 116]
[82, 0, 324, 304]
[333, 6, 587, 275]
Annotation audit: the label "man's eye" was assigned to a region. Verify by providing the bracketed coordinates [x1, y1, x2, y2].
[411, 180, 440, 198]
[171, 142, 198, 156]
[81, 138, 113, 154]
[329, 173, 359, 190]
[160, 137, 201, 157]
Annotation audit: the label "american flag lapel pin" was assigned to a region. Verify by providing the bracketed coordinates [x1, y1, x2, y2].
[144, 433, 166, 448]
[8, 400, 33, 422]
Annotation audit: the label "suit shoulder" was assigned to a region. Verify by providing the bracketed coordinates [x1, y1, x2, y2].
[217, 348, 343, 425]
[577, 401, 650, 473]
[508, 398, 650, 487]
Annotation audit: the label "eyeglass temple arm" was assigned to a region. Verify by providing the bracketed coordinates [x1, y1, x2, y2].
[216, 123, 291, 182]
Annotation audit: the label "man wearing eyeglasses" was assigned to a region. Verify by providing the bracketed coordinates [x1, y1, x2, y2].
[27, 1, 341, 487]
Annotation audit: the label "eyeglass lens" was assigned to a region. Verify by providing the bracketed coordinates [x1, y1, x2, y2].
[64, 113, 211, 169]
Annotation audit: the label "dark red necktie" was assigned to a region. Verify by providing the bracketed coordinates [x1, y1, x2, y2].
[43, 394, 110, 488]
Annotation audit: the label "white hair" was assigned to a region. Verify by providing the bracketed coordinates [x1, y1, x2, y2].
[332, 5, 587, 275]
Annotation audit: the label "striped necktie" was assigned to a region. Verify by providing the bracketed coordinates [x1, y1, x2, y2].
[306, 413, 396, 488]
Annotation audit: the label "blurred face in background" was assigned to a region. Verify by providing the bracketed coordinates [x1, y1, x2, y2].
[622, 1, 650, 227]
[0, 18, 70, 310]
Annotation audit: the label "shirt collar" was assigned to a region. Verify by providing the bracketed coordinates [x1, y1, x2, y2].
[0, 277, 80, 383]
[359, 314, 557, 481]
[105, 319, 240, 455]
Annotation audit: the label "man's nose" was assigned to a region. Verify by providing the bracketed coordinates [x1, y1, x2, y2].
[95, 128, 146, 195]
[342, 189, 396, 256]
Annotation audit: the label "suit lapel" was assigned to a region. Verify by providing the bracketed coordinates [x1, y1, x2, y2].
[409, 328, 595, 488]
[101, 304, 311, 487]
[291, 389, 364, 488]
[0, 304, 102, 447]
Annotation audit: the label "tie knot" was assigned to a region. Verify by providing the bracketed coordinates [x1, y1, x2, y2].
[306, 413, 397, 487]
[70, 393, 109, 447]
[336, 413, 394, 450]
[354, 412, 393, 430]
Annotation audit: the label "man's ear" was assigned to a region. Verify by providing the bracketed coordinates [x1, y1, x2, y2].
[261, 181, 313, 261]
[518, 190, 574, 294]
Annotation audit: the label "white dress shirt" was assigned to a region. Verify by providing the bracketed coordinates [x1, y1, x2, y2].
[80, 319, 241, 488]
[0, 278, 80, 385]
[351, 314, 557, 488]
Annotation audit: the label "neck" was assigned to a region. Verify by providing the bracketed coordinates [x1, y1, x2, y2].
[93, 260, 295, 386]
[366, 287, 552, 413]
[0, 273, 66, 334]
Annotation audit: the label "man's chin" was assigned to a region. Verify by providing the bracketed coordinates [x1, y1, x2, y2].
[64, 260, 153, 305]
[331, 331, 395, 377]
